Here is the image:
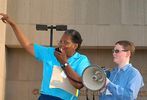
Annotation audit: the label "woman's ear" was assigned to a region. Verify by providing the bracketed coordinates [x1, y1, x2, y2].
[74, 43, 78, 50]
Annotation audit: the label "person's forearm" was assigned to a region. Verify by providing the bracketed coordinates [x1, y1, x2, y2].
[107, 82, 134, 99]
[9, 21, 34, 55]
[0, 13, 30, 47]
[63, 65, 83, 89]
[9, 21, 30, 46]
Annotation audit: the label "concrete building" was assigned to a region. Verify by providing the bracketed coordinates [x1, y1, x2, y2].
[0, 0, 147, 100]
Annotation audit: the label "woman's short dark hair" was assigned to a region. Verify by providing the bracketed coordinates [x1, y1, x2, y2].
[64, 29, 83, 51]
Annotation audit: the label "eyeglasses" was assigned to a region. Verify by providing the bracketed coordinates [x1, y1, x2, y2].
[112, 49, 128, 53]
[58, 41, 72, 46]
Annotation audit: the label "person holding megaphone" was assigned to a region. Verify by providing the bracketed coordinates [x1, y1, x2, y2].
[0, 13, 90, 100]
[99, 40, 144, 100]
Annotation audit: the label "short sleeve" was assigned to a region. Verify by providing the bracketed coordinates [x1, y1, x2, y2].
[34, 43, 54, 61]
[76, 56, 90, 76]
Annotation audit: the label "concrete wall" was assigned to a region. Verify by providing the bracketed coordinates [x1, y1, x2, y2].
[6, 0, 147, 47]
[0, 0, 7, 100]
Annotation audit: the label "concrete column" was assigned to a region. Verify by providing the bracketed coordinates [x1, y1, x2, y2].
[0, 0, 7, 100]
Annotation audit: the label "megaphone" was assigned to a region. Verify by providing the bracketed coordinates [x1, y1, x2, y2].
[82, 65, 106, 91]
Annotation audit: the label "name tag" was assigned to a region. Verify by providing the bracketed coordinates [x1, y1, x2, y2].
[61, 71, 67, 78]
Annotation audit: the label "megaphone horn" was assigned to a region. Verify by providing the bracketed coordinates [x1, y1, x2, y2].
[82, 65, 106, 91]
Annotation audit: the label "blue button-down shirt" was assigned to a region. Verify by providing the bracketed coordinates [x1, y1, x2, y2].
[99, 64, 144, 100]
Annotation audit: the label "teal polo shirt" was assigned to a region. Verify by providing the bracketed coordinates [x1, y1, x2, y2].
[34, 44, 90, 100]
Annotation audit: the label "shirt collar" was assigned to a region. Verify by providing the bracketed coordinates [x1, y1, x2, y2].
[68, 52, 80, 59]
[119, 63, 132, 71]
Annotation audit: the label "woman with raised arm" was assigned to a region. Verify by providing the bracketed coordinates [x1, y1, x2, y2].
[0, 13, 90, 100]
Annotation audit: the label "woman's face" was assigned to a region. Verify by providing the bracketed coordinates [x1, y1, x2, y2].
[58, 34, 78, 57]
[112, 44, 129, 65]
